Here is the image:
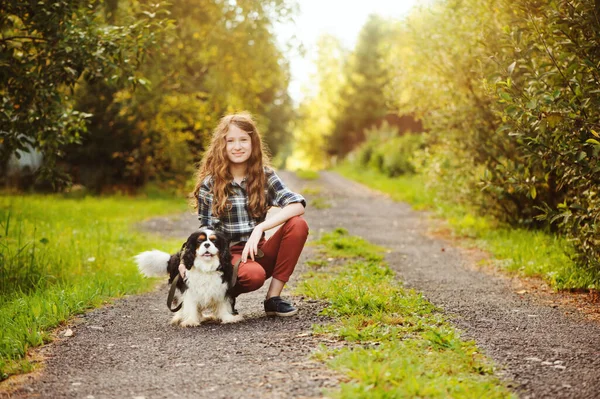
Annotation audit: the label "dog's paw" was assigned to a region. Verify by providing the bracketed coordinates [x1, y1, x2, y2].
[180, 319, 200, 327]
[220, 314, 243, 324]
[170, 315, 182, 325]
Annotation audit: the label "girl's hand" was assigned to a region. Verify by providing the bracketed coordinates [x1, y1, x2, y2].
[178, 263, 187, 279]
[242, 225, 264, 263]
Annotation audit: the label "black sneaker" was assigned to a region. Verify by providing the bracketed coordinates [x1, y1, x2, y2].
[263, 296, 298, 317]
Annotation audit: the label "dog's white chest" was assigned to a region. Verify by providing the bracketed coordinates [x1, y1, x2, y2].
[185, 270, 227, 305]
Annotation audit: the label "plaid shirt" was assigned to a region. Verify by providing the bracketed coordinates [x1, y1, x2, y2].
[198, 169, 306, 242]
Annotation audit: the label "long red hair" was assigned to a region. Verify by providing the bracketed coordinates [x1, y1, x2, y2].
[192, 112, 271, 219]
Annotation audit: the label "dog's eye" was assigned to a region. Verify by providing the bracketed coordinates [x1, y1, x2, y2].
[209, 235, 217, 241]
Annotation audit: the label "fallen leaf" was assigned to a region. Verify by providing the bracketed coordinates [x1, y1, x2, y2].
[63, 328, 74, 337]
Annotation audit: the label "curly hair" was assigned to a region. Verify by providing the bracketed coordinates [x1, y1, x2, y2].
[191, 112, 271, 219]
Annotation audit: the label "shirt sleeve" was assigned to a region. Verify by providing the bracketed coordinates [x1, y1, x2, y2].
[267, 170, 306, 209]
[198, 179, 220, 228]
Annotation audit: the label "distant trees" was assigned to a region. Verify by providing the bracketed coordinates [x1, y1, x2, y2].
[1, 0, 296, 191]
[328, 15, 391, 158]
[289, 35, 345, 170]
[290, 15, 393, 168]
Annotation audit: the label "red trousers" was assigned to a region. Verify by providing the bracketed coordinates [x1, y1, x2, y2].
[230, 216, 309, 296]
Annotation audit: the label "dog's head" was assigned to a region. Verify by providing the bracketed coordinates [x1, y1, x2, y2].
[181, 228, 231, 273]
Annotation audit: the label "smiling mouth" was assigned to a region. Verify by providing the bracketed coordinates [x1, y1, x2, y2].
[202, 253, 215, 258]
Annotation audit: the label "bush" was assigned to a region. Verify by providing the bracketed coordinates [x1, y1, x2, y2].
[382, 0, 599, 279]
[354, 122, 425, 177]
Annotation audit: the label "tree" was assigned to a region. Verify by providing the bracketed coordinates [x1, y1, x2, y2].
[289, 34, 346, 170]
[0, 0, 170, 187]
[64, 0, 297, 191]
[328, 14, 391, 157]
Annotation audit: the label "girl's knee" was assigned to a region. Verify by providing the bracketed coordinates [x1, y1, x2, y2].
[238, 265, 266, 291]
[286, 215, 309, 237]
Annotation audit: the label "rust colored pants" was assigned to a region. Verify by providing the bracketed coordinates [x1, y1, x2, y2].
[230, 216, 309, 296]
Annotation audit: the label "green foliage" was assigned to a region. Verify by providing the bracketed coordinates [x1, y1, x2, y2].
[0, 1, 171, 187]
[376, 0, 600, 278]
[487, 0, 600, 272]
[297, 228, 513, 398]
[288, 35, 346, 170]
[295, 169, 319, 180]
[1, 1, 296, 192]
[0, 194, 186, 378]
[101, 0, 296, 190]
[353, 122, 425, 177]
[328, 15, 392, 157]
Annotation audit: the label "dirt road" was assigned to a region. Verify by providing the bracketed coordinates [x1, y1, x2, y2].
[6, 171, 600, 398]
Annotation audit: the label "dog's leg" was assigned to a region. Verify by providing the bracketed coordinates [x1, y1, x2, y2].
[178, 292, 201, 327]
[216, 299, 243, 324]
[170, 310, 183, 325]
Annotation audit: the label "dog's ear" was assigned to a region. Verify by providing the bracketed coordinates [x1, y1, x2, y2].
[216, 231, 232, 271]
[181, 232, 200, 269]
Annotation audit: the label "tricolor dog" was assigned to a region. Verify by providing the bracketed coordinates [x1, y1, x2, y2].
[134, 228, 241, 326]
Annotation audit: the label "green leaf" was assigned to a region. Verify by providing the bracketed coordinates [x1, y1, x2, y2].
[530, 186, 537, 199]
[586, 138, 600, 146]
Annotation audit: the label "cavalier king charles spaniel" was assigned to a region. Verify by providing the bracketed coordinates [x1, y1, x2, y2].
[134, 228, 242, 326]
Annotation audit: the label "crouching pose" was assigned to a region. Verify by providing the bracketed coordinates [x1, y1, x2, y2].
[190, 112, 309, 317]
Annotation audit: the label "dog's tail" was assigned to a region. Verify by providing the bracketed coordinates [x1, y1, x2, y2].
[134, 250, 171, 277]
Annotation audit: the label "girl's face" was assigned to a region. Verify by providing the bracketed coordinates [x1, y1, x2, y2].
[225, 125, 252, 166]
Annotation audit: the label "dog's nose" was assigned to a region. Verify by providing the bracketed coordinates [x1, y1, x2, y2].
[204, 243, 211, 248]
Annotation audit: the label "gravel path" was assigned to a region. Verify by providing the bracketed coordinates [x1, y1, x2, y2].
[302, 171, 600, 399]
[4, 170, 600, 398]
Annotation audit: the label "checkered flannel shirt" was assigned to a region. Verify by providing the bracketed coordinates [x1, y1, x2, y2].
[198, 168, 306, 242]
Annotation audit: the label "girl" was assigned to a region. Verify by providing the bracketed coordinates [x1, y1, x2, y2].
[186, 112, 309, 316]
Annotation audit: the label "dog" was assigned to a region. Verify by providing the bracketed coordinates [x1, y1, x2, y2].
[134, 228, 242, 326]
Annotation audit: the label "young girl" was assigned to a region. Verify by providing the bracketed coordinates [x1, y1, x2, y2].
[186, 112, 308, 316]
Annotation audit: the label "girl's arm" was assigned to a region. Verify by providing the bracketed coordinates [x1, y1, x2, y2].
[241, 202, 305, 262]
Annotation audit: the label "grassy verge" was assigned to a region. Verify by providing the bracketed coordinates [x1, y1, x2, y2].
[295, 169, 320, 180]
[0, 194, 187, 380]
[335, 163, 598, 290]
[297, 228, 513, 398]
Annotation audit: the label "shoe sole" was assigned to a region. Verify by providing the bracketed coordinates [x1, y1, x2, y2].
[265, 309, 299, 317]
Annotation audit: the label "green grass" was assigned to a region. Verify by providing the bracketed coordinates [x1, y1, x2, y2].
[335, 163, 598, 290]
[310, 197, 331, 210]
[297, 228, 513, 398]
[295, 169, 320, 180]
[0, 194, 187, 380]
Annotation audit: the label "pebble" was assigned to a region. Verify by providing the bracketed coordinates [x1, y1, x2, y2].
[525, 357, 542, 362]
[554, 365, 567, 370]
[541, 361, 553, 366]
[89, 326, 104, 331]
